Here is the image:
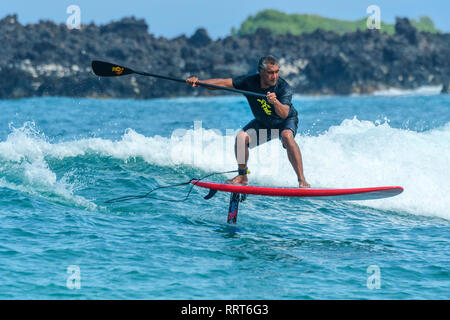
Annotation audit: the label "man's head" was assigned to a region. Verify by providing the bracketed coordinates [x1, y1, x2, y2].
[258, 55, 280, 88]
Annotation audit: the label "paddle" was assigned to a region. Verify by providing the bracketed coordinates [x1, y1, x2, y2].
[91, 60, 267, 98]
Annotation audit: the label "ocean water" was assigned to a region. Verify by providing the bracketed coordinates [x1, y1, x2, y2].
[0, 92, 449, 299]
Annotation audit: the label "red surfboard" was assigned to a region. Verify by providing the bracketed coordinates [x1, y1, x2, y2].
[191, 180, 403, 201]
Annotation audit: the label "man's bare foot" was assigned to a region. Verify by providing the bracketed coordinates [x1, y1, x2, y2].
[299, 179, 311, 188]
[225, 175, 248, 185]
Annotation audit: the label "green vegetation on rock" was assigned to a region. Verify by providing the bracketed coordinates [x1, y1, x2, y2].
[232, 9, 440, 36]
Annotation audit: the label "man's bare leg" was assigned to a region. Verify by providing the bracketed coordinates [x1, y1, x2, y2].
[226, 130, 249, 185]
[281, 130, 310, 188]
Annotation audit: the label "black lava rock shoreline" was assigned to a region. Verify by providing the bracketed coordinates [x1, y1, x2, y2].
[1, 14, 449, 99]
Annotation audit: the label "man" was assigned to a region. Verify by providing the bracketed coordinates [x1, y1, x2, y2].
[186, 55, 310, 188]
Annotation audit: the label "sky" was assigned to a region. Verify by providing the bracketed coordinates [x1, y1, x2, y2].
[2, 0, 449, 39]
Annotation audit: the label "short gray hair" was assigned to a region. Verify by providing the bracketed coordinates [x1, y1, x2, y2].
[257, 55, 279, 72]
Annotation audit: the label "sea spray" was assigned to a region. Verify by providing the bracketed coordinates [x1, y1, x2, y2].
[1, 118, 448, 219]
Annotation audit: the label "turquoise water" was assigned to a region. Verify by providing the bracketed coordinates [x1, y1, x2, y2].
[0, 93, 449, 299]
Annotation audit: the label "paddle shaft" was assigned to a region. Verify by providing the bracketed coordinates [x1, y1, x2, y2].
[132, 69, 267, 98]
[91, 60, 267, 98]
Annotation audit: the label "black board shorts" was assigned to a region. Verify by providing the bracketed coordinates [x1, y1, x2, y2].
[242, 115, 298, 149]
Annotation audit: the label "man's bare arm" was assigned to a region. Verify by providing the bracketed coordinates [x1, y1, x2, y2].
[186, 77, 233, 89]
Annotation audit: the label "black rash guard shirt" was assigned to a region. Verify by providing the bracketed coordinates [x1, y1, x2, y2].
[232, 74, 298, 128]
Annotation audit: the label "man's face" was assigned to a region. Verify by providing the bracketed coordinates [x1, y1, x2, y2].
[259, 63, 279, 88]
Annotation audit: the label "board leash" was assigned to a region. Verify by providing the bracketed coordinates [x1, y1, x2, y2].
[104, 170, 238, 204]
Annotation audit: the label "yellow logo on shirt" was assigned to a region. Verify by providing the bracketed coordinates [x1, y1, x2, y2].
[257, 99, 272, 115]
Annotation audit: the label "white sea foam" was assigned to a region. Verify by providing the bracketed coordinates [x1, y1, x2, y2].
[0, 123, 96, 210]
[1, 120, 449, 220]
[301, 118, 450, 220]
[372, 85, 443, 97]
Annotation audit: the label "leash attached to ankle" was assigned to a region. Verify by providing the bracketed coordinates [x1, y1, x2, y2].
[238, 167, 250, 176]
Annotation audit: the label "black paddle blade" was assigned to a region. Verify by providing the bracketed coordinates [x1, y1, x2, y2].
[91, 60, 135, 77]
